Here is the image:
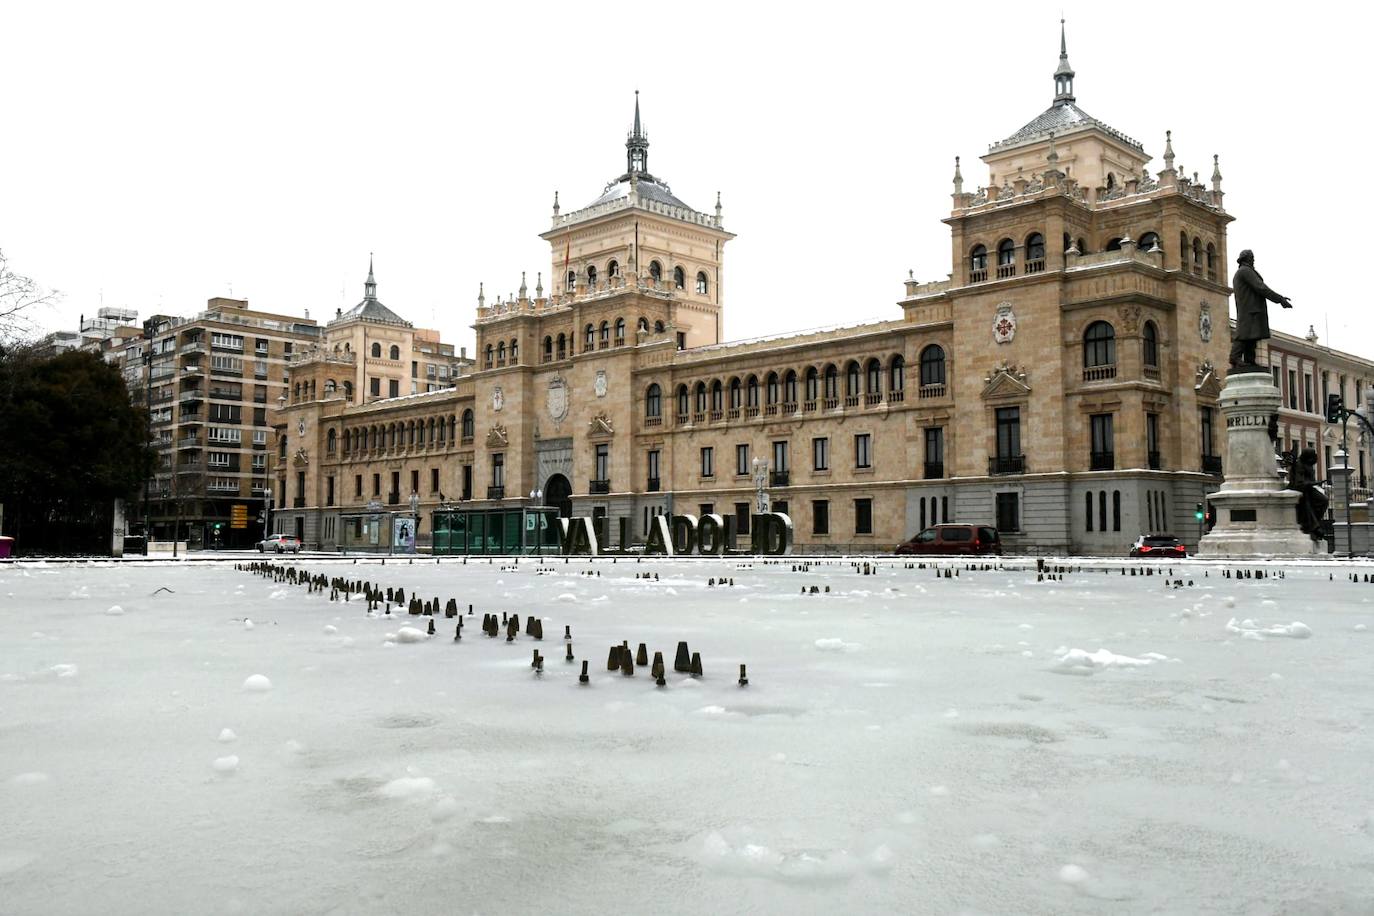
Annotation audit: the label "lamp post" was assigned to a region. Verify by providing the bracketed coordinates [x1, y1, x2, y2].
[263, 487, 274, 546]
[409, 491, 420, 554]
[528, 489, 543, 554]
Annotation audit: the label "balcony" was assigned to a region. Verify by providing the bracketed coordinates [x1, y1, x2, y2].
[1025, 258, 1045, 274]
[924, 461, 944, 480]
[844, 395, 859, 408]
[989, 455, 1025, 475]
[1143, 365, 1161, 382]
[1202, 455, 1223, 475]
[745, 406, 760, 419]
[727, 408, 741, 420]
[823, 397, 839, 410]
[645, 416, 662, 427]
[888, 390, 904, 403]
[486, 486, 506, 500]
[802, 401, 817, 413]
[179, 341, 206, 355]
[864, 393, 882, 407]
[1148, 451, 1161, 470]
[292, 497, 306, 508]
[996, 263, 1016, 279]
[387, 492, 400, 505]
[1089, 451, 1115, 471]
[179, 389, 203, 403]
[918, 383, 946, 399]
[970, 267, 988, 283]
[782, 402, 798, 414]
[646, 477, 661, 493]
[1083, 364, 1117, 382]
[589, 479, 611, 495]
[770, 470, 790, 487]
[675, 413, 689, 425]
[709, 410, 723, 423]
[177, 436, 201, 450]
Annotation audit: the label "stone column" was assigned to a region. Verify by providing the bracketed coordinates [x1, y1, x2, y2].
[1198, 371, 1322, 558]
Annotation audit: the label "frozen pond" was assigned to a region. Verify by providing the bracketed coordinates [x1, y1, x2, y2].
[3, 556, 1374, 915]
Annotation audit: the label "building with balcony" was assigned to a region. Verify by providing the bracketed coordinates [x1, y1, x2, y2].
[267, 27, 1373, 554]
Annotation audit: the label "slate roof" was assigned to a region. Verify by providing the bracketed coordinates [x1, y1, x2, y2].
[587, 175, 692, 211]
[992, 100, 1144, 154]
[334, 296, 410, 327]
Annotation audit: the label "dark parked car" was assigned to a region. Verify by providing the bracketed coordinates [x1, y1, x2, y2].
[1130, 535, 1186, 558]
[896, 524, 1002, 556]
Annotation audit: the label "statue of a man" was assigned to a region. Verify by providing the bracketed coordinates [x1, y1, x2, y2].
[1230, 249, 1292, 370]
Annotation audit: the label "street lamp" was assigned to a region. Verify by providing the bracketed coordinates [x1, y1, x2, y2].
[263, 487, 274, 545]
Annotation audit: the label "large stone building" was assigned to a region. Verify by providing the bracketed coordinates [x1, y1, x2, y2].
[271, 31, 1373, 554]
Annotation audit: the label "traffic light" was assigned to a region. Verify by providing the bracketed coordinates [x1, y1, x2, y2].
[1326, 393, 1344, 423]
[1195, 502, 1204, 521]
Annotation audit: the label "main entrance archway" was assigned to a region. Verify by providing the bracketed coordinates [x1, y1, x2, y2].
[544, 473, 573, 518]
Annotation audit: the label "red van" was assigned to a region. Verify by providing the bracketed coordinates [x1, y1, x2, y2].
[895, 524, 1002, 556]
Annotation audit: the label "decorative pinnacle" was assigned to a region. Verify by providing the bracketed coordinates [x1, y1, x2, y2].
[953, 156, 963, 193]
[519, 272, 527, 298]
[552, 190, 560, 216]
[478, 282, 484, 307]
[1163, 130, 1175, 171]
[535, 272, 543, 298]
[633, 89, 642, 137]
[1053, 18, 1075, 102]
[1046, 131, 1059, 168]
[1211, 153, 1223, 189]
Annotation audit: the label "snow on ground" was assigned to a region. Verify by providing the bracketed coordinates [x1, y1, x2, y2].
[3, 556, 1374, 914]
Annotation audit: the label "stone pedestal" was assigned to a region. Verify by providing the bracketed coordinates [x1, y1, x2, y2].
[1197, 371, 1322, 558]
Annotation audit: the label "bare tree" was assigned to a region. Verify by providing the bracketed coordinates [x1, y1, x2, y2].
[0, 248, 60, 340]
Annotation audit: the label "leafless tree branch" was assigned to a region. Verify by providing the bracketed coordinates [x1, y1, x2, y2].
[0, 248, 62, 340]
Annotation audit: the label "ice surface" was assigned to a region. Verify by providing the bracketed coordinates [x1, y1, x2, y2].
[2, 557, 1374, 914]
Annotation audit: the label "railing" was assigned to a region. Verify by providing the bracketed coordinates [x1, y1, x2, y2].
[765, 404, 777, 416]
[918, 383, 946, 399]
[745, 406, 760, 419]
[844, 395, 859, 408]
[460, 435, 474, 445]
[770, 471, 790, 487]
[727, 408, 740, 420]
[692, 412, 705, 424]
[823, 397, 839, 410]
[802, 401, 817, 413]
[709, 410, 723, 422]
[864, 393, 882, 407]
[645, 416, 662, 427]
[996, 263, 1016, 279]
[970, 268, 988, 283]
[179, 341, 206, 354]
[989, 455, 1025, 475]
[1143, 365, 1160, 381]
[589, 479, 610, 495]
[1148, 451, 1161, 470]
[647, 477, 661, 493]
[487, 486, 505, 500]
[675, 413, 689, 425]
[541, 353, 552, 364]
[1083, 364, 1117, 382]
[1090, 451, 1115, 471]
[1201, 455, 1223, 475]
[179, 389, 202, 402]
[888, 390, 905, 403]
[782, 402, 798, 414]
[924, 461, 944, 479]
[1025, 258, 1045, 274]
[177, 436, 200, 449]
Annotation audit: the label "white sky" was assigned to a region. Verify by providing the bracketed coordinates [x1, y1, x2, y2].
[4, 1, 1369, 354]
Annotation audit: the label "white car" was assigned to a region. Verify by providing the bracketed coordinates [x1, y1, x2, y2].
[256, 534, 301, 553]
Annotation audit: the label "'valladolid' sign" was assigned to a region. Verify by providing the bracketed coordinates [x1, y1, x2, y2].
[557, 513, 793, 556]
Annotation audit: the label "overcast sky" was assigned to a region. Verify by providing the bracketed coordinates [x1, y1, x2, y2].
[3, 1, 1368, 355]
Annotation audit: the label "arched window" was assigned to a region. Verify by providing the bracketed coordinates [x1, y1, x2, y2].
[1142, 321, 1159, 368]
[637, 316, 648, 332]
[1205, 242, 1217, 278]
[746, 375, 760, 408]
[1025, 232, 1045, 268]
[608, 259, 619, 278]
[1106, 237, 1123, 251]
[484, 343, 494, 367]
[694, 381, 707, 413]
[696, 272, 708, 295]
[865, 357, 882, 393]
[585, 324, 595, 350]
[1192, 237, 1202, 268]
[587, 265, 598, 288]
[673, 266, 685, 289]
[324, 379, 336, 394]
[343, 380, 353, 401]
[371, 342, 382, 358]
[710, 380, 723, 412]
[645, 383, 662, 418]
[326, 428, 336, 454]
[845, 360, 861, 397]
[1179, 231, 1189, 265]
[970, 244, 988, 279]
[996, 238, 1016, 276]
[1106, 173, 1116, 191]
[1077, 237, 1087, 254]
[676, 384, 689, 417]
[509, 338, 519, 363]
[614, 318, 625, 343]
[765, 372, 779, 405]
[649, 261, 663, 283]
[497, 342, 506, 364]
[729, 377, 742, 409]
[1084, 321, 1116, 368]
[653, 320, 665, 333]
[461, 409, 474, 439]
[783, 370, 797, 404]
[599, 321, 610, 347]
[556, 333, 567, 359]
[543, 336, 553, 360]
[805, 367, 819, 402]
[566, 270, 576, 292]
[890, 355, 905, 392]
[1138, 231, 1160, 252]
[919, 345, 946, 387]
[1063, 232, 1073, 252]
[823, 364, 839, 400]
[389, 344, 400, 360]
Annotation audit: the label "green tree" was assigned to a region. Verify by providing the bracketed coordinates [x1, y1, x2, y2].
[0, 347, 151, 554]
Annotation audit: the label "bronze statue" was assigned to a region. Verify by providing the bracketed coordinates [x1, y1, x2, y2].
[1288, 447, 1329, 541]
[1230, 249, 1292, 370]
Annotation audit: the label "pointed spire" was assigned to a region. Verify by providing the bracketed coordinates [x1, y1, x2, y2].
[633, 89, 643, 139]
[1162, 130, 1176, 172]
[715, 190, 722, 222]
[364, 253, 377, 300]
[519, 272, 527, 299]
[1053, 18, 1076, 103]
[625, 90, 650, 177]
[477, 282, 485, 309]
[552, 190, 560, 217]
[535, 272, 543, 298]
[1211, 153, 1223, 190]
[953, 156, 964, 194]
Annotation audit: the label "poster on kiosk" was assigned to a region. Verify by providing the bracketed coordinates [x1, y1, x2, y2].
[392, 516, 417, 553]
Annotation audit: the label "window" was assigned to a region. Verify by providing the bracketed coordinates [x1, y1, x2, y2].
[735, 502, 751, 535]
[388, 379, 399, 398]
[890, 356, 905, 393]
[370, 377, 380, 397]
[608, 260, 619, 278]
[1200, 407, 1216, 457]
[1287, 369, 1298, 410]
[996, 407, 1021, 459]
[1146, 413, 1160, 468]
[812, 500, 830, 535]
[647, 449, 661, 487]
[696, 271, 708, 295]
[805, 368, 819, 402]
[462, 465, 472, 500]
[865, 359, 881, 394]
[766, 372, 779, 405]
[854, 498, 873, 535]
[649, 261, 662, 283]
[996, 238, 1016, 276]
[1025, 232, 1045, 268]
[747, 376, 759, 408]
[599, 321, 610, 347]
[970, 244, 988, 279]
[854, 433, 872, 469]
[772, 440, 789, 473]
[1090, 414, 1114, 469]
[492, 453, 504, 487]
[736, 444, 749, 476]
[566, 270, 576, 292]
[1142, 321, 1158, 368]
[924, 427, 944, 477]
[1303, 373, 1313, 413]
[585, 324, 595, 350]
[355, 474, 363, 498]
[813, 437, 829, 471]
[372, 473, 381, 496]
[389, 345, 400, 360]
[461, 409, 474, 439]
[1138, 231, 1160, 252]
[698, 503, 714, 518]
[695, 382, 707, 414]
[673, 266, 685, 289]
[587, 265, 598, 288]
[711, 380, 723, 412]
[783, 371, 797, 405]
[1112, 490, 1122, 532]
[676, 385, 689, 417]
[919, 345, 945, 387]
[594, 443, 609, 481]
[845, 361, 860, 397]
[824, 365, 839, 400]
[326, 428, 336, 454]
[1085, 490, 1094, 532]
[430, 468, 439, 493]
[410, 469, 419, 494]
[1083, 321, 1116, 368]
[995, 492, 1020, 532]
[700, 446, 714, 478]
[614, 318, 625, 343]
[646, 384, 662, 418]
[371, 343, 382, 358]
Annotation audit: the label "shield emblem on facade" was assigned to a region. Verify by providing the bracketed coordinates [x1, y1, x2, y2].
[595, 370, 608, 399]
[547, 375, 568, 423]
[993, 302, 1016, 344]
